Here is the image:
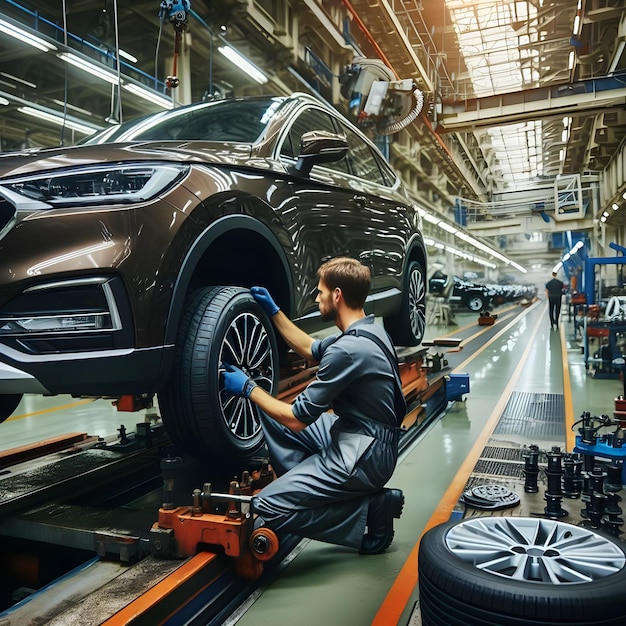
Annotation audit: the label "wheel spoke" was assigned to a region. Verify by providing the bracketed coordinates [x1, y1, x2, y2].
[218, 310, 275, 442]
[409, 266, 426, 340]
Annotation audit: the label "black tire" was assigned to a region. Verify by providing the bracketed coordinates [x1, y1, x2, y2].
[466, 292, 486, 312]
[418, 517, 626, 626]
[384, 260, 426, 346]
[158, 286, 278, 470]
[0, 394, 22, 424]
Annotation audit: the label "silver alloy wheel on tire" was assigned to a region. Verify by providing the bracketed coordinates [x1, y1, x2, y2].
[467, 294, 485, 311]
[218, 311, 276, 442]
[408, 264, 426, 341]
[445, 517, 626, 584]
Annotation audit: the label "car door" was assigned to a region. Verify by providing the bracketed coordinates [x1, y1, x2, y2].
[334, 121, 408, 305]
[274, 106, 375, 319]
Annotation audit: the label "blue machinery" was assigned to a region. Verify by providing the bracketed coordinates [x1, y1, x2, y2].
[579, 243, 626, 377]
[583, 242, 626, 306]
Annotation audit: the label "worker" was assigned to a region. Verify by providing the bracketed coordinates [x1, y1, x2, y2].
[545, 271, 565, 330]
[221, 256, 405, 555]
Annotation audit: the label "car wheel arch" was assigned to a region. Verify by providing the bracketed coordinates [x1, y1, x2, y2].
[406, 239, 427, 272]
[383, 242, 427, 346]
[163, 214, 294, 346]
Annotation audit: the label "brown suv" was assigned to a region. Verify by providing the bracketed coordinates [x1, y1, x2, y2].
[0, 93, 426, 466]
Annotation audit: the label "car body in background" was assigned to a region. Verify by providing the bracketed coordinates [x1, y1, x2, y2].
[429, 272, 535, 312]
[429, 271, 495, 312]
[0, 93, 427, 469]
[487, 282, 537, 305]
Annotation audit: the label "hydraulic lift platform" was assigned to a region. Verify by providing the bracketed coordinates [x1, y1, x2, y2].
[0, 338, 464, 625]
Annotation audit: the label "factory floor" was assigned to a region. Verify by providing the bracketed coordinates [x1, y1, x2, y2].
[0, 296, 620, 625]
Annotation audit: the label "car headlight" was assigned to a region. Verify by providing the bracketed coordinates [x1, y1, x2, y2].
[0, 162, 189, 208]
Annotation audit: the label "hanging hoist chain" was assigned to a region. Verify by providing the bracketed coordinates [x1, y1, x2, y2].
[158, 0, 191, 89]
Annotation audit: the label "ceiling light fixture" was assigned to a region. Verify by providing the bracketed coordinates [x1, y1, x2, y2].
[0, 72, 36, 89]
[438, 222, 458, 234]
[118, 49, 138, 64]
[17, 106, 99, 135]
[218, 46, 268, 84]
[422, 213, 440, 225]
[122, 83, 173, 109]
[0, 96, 9, 106]
[58, 52, 119, 84]
[0, 18, 57, 52]
[51, 99, 94, 117]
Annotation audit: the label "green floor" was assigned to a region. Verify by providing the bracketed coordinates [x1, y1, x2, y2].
[2, 298, 620, 625]
[229, 299, 623, 626]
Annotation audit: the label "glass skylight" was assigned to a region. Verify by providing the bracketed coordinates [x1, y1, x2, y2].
[445, 0, 544, 187]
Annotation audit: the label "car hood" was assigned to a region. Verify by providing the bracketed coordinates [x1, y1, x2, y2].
[0, 141, 259, 178]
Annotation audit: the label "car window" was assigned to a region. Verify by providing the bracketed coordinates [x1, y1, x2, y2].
[279, 108, 350, 174]
[336, 123, 386, 186]
[82, 98, 281, 144]
[374, 152, 399, 187]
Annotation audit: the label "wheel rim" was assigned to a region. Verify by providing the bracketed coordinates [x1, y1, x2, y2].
[468, 296, 483, 311]
[217, 311, 276, 442]
[408, 265, 426, 341]
[445, 517, 625, 584]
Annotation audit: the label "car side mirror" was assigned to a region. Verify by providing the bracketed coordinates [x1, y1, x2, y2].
[293, 131, 349, 177]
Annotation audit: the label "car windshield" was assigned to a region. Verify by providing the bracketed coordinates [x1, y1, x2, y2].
[82, 97, 285, 145]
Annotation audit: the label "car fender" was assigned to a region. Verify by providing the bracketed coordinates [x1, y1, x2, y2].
[163, 213, 294, 346]
[404, 231, 427, 269]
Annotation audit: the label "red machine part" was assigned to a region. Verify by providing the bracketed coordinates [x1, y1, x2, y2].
[154, 507, 250, 558]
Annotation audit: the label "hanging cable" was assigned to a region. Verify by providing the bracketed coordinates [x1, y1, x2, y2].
[112, 0, 123, 124]
[60, 0, 69, 146]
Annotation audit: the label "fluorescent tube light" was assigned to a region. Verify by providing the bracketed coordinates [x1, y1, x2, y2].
[0, 97, 8, 106]
[0, 19, 57, 52]
[123, 83, 173, 109]
[438, 222, 458, 234]
[0, 72, 36, 88]
[422, 213, 440, 224]
[119, 49, 138, 64]
[51, 99, 94, 116]
[218, 46, 268, 84]
[17, 106, 99, 135]
[58, 52, 119, 84]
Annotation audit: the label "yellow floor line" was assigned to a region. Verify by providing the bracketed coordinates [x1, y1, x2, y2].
[372, 297, 546, 626]
[453, 300, 540, 373]
[5, 397, 97, 422]
[560, 320, 576, 451]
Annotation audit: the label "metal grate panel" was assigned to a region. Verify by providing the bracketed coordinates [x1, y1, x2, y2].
[493, 391, 565, 440]
[473, 459, 524, 478]
[481, 446, 528, 462]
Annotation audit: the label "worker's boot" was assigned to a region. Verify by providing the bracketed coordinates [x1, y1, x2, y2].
[360, 488, 404, 555]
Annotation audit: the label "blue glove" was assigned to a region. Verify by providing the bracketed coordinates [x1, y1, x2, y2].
[221, 362, 258, 398]
[250, 286, 280, 316]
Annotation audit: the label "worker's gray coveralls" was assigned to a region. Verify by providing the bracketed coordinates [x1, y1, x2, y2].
[251, 315, 401, 549]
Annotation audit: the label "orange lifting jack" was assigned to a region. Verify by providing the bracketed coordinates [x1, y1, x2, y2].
[150, 459, 279, 580]
[478, 310, 498, 326]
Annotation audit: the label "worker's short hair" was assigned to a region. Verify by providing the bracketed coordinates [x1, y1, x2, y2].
[318, 257, 371, 309]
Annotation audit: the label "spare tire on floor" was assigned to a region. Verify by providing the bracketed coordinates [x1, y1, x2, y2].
[418, 516, 626, 625]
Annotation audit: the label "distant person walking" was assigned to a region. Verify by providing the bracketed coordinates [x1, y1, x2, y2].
[546, 271, 565, 330]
